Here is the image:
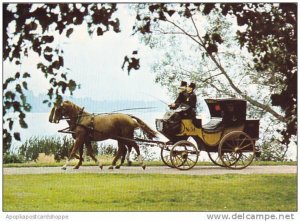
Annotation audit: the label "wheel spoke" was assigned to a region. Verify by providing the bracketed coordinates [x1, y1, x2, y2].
[170, 140, 199, 170]
[185, 158, 191, 167]
[242, 153, 253, 162]
[231, 153, 238, 161]
[187, 157, 196, 164]
[238, 137, 247, 147]
[219, 132, 256, 169]
[223, 154, 231, 164]
[224, 140, 235, 149]
[240, 142, 253, 150]
[175, 155, 183, 164]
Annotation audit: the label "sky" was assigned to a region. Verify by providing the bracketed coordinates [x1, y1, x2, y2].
[3, 4, 171, 103]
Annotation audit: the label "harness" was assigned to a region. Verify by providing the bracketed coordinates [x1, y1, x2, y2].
[57, 105, 158, 143]
[58, 107, 90, 135]
[87, 114, 95, 139]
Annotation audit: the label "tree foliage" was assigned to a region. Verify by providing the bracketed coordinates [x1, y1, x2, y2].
[221, 3, 297, 145]
[132, 3, 296, 146]
[3, 3, 120, 151]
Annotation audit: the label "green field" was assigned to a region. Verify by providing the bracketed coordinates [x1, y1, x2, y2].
[4, 173, 296, 211]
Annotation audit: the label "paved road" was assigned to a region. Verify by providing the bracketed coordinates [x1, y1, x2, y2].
[3, 165, 296, 176]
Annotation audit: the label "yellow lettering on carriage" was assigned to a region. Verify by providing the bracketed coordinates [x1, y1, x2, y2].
[186, 125, 195, 132]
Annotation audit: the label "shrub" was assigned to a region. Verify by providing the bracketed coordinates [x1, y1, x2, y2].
[3, 152, 25, 164]
[97, 143, 116, 155]
[18, 136, 75, 162]
[17, 136, 110, 162]
[54, 136, 74, 162]
[258, 141, 289, 162]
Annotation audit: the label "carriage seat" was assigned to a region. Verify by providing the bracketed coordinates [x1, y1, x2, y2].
[202, 118, 223, 132]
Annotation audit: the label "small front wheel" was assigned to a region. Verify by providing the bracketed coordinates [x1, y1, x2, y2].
[170, 140, 199, 170]
[160, 144, 174, 168]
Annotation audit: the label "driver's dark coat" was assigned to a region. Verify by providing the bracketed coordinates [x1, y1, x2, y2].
[171, 91, 187, 109]
[182, 92, 197, 109]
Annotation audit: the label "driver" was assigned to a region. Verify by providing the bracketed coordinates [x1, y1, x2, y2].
[169, 81, 187, 110]
[171, 82, 197, 119]
[182, 82, 197, 119]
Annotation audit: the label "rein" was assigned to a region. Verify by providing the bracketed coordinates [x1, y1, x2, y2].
[58, 126, 75, 134]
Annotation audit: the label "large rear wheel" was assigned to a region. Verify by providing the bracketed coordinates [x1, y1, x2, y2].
[218, 131, 255, 169]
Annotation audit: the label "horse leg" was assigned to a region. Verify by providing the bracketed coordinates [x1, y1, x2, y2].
[62, 137, 84, 170]
[131, 141, 146, 170]
[73, 144, 84, 169]
[86, 141, 103, 169]
[115, 144, 127, 169]
[70, 145, 81, 160]
[126, 145, 132, 166]
[109, 141, 124, 169]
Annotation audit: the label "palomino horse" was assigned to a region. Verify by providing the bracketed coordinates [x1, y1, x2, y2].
[49, 100, 157, 170]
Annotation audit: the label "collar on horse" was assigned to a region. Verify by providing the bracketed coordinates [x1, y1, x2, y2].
[58, 106, 86, 134]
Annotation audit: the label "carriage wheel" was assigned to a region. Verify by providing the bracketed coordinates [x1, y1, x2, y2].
[160, 144, 175, 168]
[207, 152, 226, 167]
[208, 152, 240, 167]
[218, 131, 255, 169]
[170, 140, 199, 170]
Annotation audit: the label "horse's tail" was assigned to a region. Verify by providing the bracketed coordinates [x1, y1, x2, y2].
[130, 115, 157, 139]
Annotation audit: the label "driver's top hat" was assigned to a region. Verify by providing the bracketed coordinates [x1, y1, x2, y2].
[178, 81, 187, 89]
[188, 82, 196, 90]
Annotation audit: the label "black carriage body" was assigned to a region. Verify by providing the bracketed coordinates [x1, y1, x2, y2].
[205, 98, 246, 127]
[157, 98, 260, 170]
[206, 98, 259, 138]
[156, 98, 260, 148]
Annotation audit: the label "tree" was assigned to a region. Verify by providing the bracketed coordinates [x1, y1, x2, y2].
[220, 3, 297, 145]
[3, 3, 296, 155]
[3, 3, 120, 151]
[132, 3, 296, 147]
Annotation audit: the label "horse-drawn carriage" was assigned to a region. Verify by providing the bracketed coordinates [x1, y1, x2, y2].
[156, 98, 260, 170]
[50, 98, 259, 170]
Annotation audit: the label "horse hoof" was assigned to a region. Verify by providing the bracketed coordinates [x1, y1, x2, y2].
[115, 165, 121, 169]
[99, 165, 103, 170]
[61, 167, 67, 170]
[128, 161, 132, 166]
[108, 166, 114, 170]
[142, 165, 146, 170]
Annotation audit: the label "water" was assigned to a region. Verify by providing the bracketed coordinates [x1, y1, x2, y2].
[8, 112, 296, 161]
[9, 111, 212, 161]
[9, 111, 166, 160]
[9, 111, 164, 143]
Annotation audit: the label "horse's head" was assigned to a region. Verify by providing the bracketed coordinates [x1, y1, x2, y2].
[49, 100, 75, 123]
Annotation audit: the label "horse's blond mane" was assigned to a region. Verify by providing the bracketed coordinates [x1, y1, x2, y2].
[63, 100, 84, 115]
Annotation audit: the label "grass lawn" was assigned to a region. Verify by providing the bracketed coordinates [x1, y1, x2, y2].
[3, 173, 296, 211]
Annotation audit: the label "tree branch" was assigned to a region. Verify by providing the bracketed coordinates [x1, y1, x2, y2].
[163, 12, 285, 122]
[207, 52, 286, 122]
[165, 19, 203, 47]
[189, 12, 286, 122]
[153, 28, 198, 37]
[190, 12, 205, 46]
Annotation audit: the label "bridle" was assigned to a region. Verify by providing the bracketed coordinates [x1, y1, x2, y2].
[54, 104, 85, 123]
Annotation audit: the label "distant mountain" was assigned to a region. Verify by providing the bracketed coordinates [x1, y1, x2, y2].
[25, 90, 166, 113]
